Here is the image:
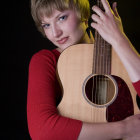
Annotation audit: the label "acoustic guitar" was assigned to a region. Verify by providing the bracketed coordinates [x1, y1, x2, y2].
[57, 0, 139, 128]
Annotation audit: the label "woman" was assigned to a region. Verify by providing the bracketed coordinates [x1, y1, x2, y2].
[27, 0, 140, 139]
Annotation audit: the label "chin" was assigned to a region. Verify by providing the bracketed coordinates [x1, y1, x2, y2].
[58, 44, 72, 50]
[56, 40, 78, 51]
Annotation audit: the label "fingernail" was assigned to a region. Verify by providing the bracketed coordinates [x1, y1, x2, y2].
[92, 5, 96, 10]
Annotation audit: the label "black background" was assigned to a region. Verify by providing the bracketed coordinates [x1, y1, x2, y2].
[1, 0, 140, 139]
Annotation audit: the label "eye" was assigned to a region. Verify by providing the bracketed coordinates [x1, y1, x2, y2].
[42, 23, 50, 29]
[59, 15, 68, 21]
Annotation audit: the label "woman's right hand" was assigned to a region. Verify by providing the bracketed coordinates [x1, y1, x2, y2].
[122, 114, 140, 140]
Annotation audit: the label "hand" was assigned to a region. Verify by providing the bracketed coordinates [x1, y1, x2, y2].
[122, 114, 140, 140]
[91, 0, 124, 46]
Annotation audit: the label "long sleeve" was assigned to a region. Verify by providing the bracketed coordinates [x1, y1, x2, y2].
[133, 80, 140, 97]
[27, 49, 82, 140]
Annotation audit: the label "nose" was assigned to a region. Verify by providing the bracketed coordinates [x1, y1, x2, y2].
[52, 24, 62, 38]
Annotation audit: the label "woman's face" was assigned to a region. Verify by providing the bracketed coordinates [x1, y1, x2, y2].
[41, 9, 87, 51]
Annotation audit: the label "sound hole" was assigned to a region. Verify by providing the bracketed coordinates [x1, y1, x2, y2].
[84, 75, 117, 107]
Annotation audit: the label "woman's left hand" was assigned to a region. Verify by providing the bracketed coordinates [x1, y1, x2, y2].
[91, 0, 124, 46]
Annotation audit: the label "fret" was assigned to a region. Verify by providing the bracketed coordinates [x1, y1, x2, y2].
[92, 0, 112, 75]
[93, 28, 112, 75]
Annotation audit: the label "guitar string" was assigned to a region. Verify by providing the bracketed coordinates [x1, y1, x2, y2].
[100, 0, 103, 108]
[99, 0, 103, 114]
[97, 31, 99, 106]
[96, 30, 99, 120]
[105, 40, 109, 121]
[92, 29, 96, 121]
[108, 42, 111, 121]
[93, 30, 98, 120]
[101, 29, 104, 106]
[99, 31, 102, 106]
[95, 29, 99, 120]
[102, 34, 105, 106]
[98, 0, 102, 120]
[97, 0, 101, 120]
[92, 36, 94, 121]
[96, 1, 101, 110]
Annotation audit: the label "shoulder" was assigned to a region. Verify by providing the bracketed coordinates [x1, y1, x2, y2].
[29, 49, 60, 68]
[28, 49, 60, 80]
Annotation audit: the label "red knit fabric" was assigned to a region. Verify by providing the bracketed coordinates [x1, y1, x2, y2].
[133, 80, 140, 97]
[27, 49, 140, 140]
[27, 49, 82, 140]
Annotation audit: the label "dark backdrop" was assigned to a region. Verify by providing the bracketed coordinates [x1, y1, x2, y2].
[1, 0, 139, 139]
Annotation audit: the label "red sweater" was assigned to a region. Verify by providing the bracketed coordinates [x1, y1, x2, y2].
[27, 49, 140, 140]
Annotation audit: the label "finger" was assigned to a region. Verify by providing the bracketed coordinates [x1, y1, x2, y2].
[112, 2, 120, 18]
[101, 0, 112, 14]
[91, 14, 103, 24]
[92, 6, 105, 19]
[91, 22, 99, 31]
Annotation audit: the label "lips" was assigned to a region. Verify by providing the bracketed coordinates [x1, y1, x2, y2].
[57, 37, 69, 44]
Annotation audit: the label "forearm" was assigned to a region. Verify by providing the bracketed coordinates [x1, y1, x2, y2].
[91, 0, 140, 82]
[78, 121, 124, 140]
[112, 33, 140, 82]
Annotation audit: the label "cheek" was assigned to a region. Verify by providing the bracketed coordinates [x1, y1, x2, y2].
[68, 20, 80, 32]
[64, 15, 81, 33]
[44, 30, 53, 41]
[68, 21, 85, 39]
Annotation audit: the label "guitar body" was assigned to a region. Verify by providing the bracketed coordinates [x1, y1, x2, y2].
[57, 44, 139, 123]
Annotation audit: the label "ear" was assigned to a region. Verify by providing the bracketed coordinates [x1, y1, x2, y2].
[81, 18, 88, 25]
[85, 20, 88, 26]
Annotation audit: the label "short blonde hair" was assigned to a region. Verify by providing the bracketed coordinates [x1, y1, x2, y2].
[31, 0, 90, 36]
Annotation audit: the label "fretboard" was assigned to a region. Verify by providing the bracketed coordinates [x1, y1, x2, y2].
[92, 0, 112, 75]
